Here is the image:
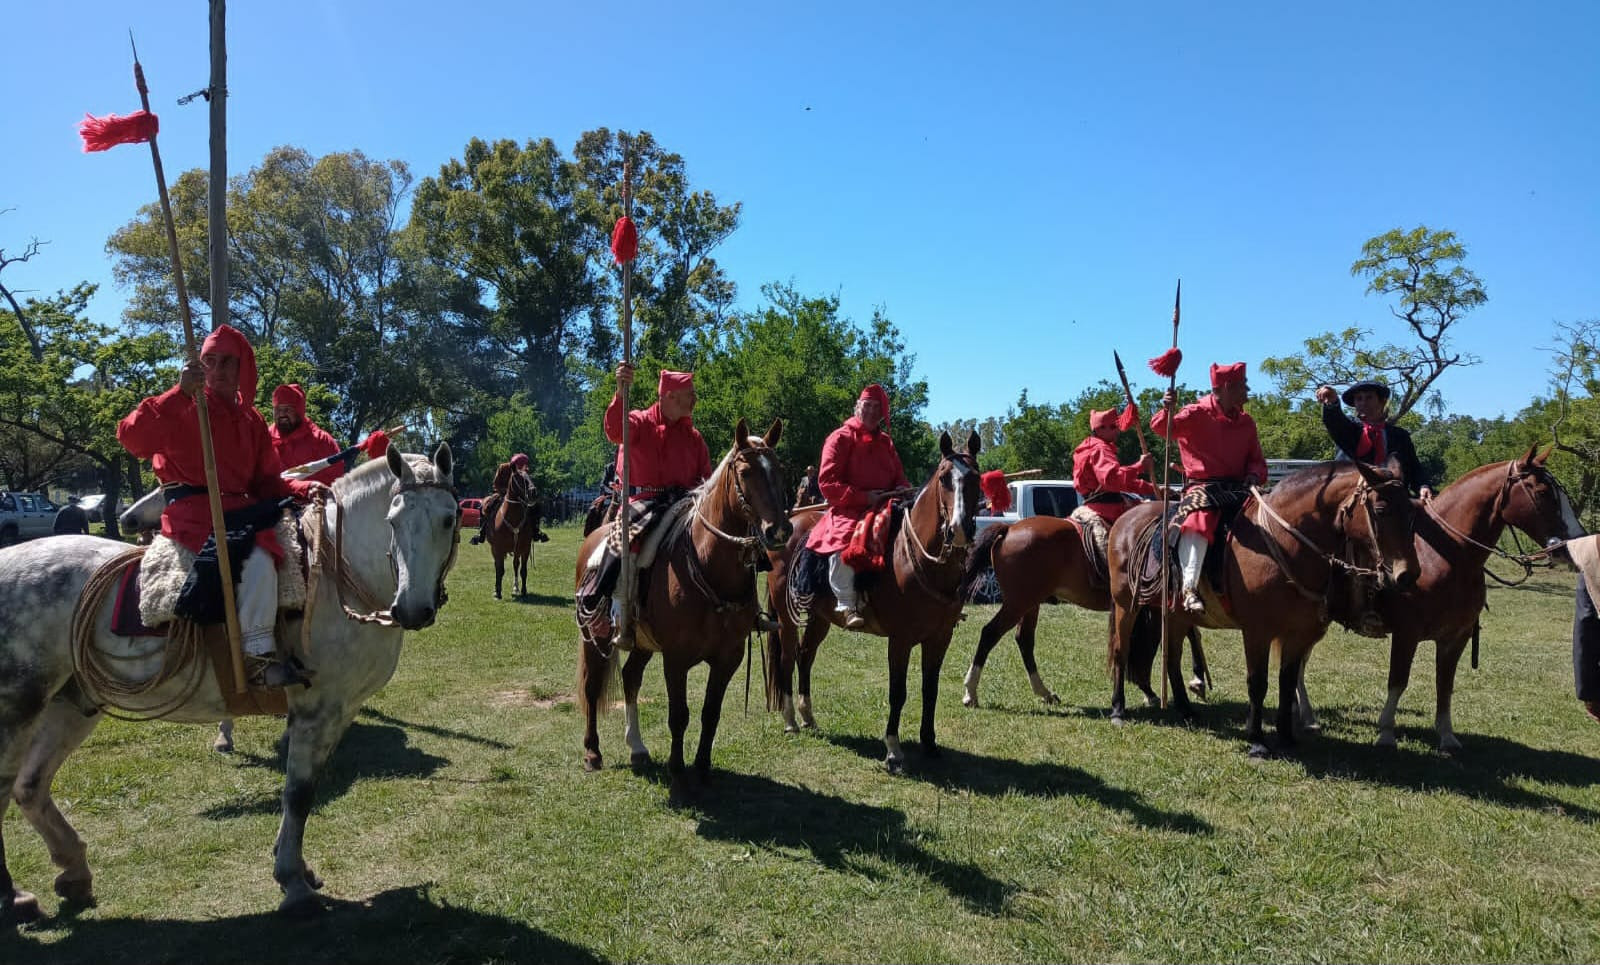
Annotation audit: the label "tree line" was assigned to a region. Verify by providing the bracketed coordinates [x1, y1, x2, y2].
[0, 135, 1594, 534]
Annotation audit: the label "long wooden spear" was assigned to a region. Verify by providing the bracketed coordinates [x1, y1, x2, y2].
[1112, 350, 1151, 462]
[613, 159, 639, 650]
[1156, 280, 1181, 708]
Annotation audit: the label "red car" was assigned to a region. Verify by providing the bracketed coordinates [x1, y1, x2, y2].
[458, 498, 483, 527]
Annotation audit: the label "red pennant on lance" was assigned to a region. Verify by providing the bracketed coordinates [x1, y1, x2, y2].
[78, 110, 159, 152]
[611, 216, 638, 264]
[1148, 347, 1182, 378]
[980, 470, 1011, 513]
[1117, 402, 1139, 431]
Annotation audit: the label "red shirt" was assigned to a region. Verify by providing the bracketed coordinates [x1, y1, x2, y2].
[806, 417, 911, 553]
[604, 398, 713, 492]
[1072, 435, 1156, 523]
[1149, 394, 1268, 485]
[118, 385, 312, 560]
[269, 418, 345, 485]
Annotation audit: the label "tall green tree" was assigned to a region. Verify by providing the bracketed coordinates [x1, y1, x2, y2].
[1262, 226, 1486, 419]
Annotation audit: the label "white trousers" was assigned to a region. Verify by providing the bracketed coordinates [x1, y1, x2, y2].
[1177, 531, 1207, 594]
[828, 554, 858, 610]
[238, 549, 279, 656]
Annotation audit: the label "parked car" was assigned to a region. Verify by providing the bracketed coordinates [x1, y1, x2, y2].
[77, 493, 110, 523]
[459, 498, 483, 527]
[0, 492, 59, 545]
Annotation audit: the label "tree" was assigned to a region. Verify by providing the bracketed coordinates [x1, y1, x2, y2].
[1262, 226, 1486, 419]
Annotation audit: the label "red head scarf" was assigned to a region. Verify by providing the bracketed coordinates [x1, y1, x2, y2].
[859, 383, 890, 422]
[510, 453, 530, 470]
[1209, 361, 1247, 389]
[199, 324, 258, 406]
[1088, 408, 1117, 432]
[658, 370, 694, 396]
[271, 383, 307, 417]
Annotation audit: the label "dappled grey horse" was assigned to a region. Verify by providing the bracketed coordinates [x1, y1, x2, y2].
[0, 444, 460, 920]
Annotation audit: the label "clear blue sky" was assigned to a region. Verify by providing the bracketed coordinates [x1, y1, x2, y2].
[6, 1, 1597, 427]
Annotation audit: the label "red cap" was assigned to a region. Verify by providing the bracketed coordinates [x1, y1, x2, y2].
[1088, 408, 1117, 432]
[510, 453, 530, 469]
[271, 383, 307, 416]
[199, 324, 258, 405]
[859, 383, 890, 420]
[1210, 361, 1247, 389]
[658, 370, 694, 396]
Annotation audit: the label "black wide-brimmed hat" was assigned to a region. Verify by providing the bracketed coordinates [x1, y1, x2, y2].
[1342, 380, 1391, 405]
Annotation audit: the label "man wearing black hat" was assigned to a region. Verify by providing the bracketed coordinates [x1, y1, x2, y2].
[1315, 381, 1433, 500]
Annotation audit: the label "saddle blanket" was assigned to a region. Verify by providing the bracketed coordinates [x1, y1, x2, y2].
[136, 515, 307, 631]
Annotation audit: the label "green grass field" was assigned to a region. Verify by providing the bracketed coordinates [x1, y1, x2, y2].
[7, 523, 1600, 964]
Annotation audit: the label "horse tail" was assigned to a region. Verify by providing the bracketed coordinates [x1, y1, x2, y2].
[1126, 607, 1161, 690]
[577, 637, 619, 719]
[959, 523, 1009, 601]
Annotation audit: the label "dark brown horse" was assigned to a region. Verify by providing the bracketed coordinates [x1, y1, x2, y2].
[575, 418, 790, 799]
[488, 469, 543, 599]
[765, 431, 984, 773]
[958, 515, 1212, 710]
[1339, 448, 1583, 752]
[1108, 460, 1420, 756]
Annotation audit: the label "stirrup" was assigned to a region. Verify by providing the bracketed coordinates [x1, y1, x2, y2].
[245, 654, 314, 690]
[1180, 590, 1206, 614]
[836, 606, 867, 630]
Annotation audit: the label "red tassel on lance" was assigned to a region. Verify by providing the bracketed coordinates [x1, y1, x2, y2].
[78, 110, 159, 152]
[610, 216, 638, 264]
[361, 429, 391, 458]
[1148, 347, 1182, 378]
[980, 470, 1012, 513]
[1117, 402, 1139, 431]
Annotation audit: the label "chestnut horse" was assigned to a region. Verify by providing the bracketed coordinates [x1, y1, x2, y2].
[489, 469, 543, 600]
[765, 431, 984, 773]
[1300, 448, 1583, 752]
[575, 419, 790, 799]
[1108, 461, 1420, 757]
[958, 515, 1212, 710]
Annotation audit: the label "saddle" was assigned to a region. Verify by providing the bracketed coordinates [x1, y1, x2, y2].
[576, 493, 696, 652]
[1128, 504, 1245, 628]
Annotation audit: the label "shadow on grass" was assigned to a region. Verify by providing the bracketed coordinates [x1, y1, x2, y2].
[502, 590, 575, 608]
[821, 733, 1212, 835]
[357, 707, 513, 750]
[635, 766, 1013, 915]
[200, 720, 449, 819]
[9, 884, 605, 965]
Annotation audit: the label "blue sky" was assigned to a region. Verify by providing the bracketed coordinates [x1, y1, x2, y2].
[5, 1, 1597, 428]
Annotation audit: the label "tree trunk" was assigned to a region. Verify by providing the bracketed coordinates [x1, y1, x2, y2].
[100, 459, 124, 540]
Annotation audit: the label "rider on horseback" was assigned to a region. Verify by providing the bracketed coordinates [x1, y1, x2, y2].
[1074, 406, 1157, 524]
[1315, 380, 1434, 500]
[469, 453, 547, 546]
[807, 384, 909, 629]
[577, 363, 713, 643]
[268, 382, 345, 485]
[116, 325, 326, 687]
[1151, 362, 1267, 614]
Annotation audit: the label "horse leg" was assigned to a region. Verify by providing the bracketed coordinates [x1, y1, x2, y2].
[517, 546, 529, 597]
[884, 637, 913, 773]
[579, 640, 611, 771]
[662, 655, 693, 803]
[1162, 621, 1196, 721]
[272, 702, 356, 917]
[1109, 606, 1132, 725]
[1294, 654, 1320, 732]
[493, 550, 505, 600]
[1434, 636, 1470, 754]
[963, 602, 1024, 709]
[0, 731, 38, 924]
[1375, 635, 1420, 748]
[796, 620, 827, 730]
[1187, 629, 1211, 699]
[13, 697, 102, 905]
[213, 717, 235, 754]
[920, 634, 952, 757]
[769, 616, 800, 733]
[1242, 630, 1272, 757]
[621, 649, 653, 768]
[692, 650, 742, 784]
[1017, 609, 1060, 705]
[1275, 646, 1305, 753]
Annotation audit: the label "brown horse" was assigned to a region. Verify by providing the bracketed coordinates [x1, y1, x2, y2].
[1108, 460, 1420, 757]
[1344, 448, 1583, 752]
[575, 418, 790, 798]
[958, 515, 1212, 710]
[488, 469, 543, 599]
[765, 431, 984, 773]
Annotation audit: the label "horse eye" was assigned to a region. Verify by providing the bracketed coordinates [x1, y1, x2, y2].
[940, 474, 953, 490]
[442, 517, 454, 530]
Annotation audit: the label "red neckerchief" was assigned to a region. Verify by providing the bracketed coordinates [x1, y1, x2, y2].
[1355, 420, 1386, 464]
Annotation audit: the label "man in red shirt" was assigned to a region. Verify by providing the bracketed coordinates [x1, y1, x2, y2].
[470, 452, 547, 546]
[580, 363, 713, 643]
[1150, 361, 1267, 613]
[268, 383, 345, 486]
[806, 384, 910, 628]
[118, 325, 325, 686]
[1072, 406, 1156, 525]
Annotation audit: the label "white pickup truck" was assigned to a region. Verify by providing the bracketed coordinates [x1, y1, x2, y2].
[974, 479, 1079, 535]
[0, 491, 60, 546]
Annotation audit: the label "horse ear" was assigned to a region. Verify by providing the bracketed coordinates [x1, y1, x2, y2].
[966, 430, 982, 458]
[734, 417, 750, 451]
[386, 445, 413, 483]
[1352, 458, 1384, 488]
[1519, 443, 1539, 467]
[1536, 442, 1554, 466]
[434, 441, 453, 482]
[939, 431, 954, 459]
[764, 417, 783, 449]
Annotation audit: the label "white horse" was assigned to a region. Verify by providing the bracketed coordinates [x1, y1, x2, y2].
[0, 444, 460, 920]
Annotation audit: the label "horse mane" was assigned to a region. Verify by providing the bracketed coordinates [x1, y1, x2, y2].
[690, 439, 776, 505]
[332, 452, 438, 506]
[1265, 460, 1368, 502]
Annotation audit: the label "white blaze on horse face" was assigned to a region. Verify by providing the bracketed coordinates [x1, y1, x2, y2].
[385, 459, 457, 627]
[949, 459, 972, 545]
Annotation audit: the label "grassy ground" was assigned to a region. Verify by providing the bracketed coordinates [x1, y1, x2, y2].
[6, 523, 1600, 964]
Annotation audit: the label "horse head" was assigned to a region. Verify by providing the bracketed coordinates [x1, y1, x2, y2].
[1503, 444, 1587, 545]
[384, 442, 460, 630]
[923, 429, 983, 550]
[1352, 458, 1421, 590]
[728, 417, 792, 550]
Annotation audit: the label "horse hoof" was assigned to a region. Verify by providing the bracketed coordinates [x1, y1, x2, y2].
[213, 737, 234, 754]
[582, 754, 603, 772]
[799, 717, 818, 731]
[630, 751, 652, 770]
[961, 693, 977, 708]
[53, 873, 94, 904]
[4, 889, 41, 925]
[782, 723, 799, 734]
[921, 743, 942, 759]
[1438, 740, 1463, 757]
[1110, 714, 1126, 727]
[1042, 692, 1061, 706]
[1247, 742, 1272, 759]
[493, 592, 502, 600]
[1187, 679, 1207, 699]
[1302, 721, 1323, 734]
[303, 867, 324, 891]
[884, 757, 904, 775]
[1374, 732, 1397, 749]
[278, 891, 324, 919]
